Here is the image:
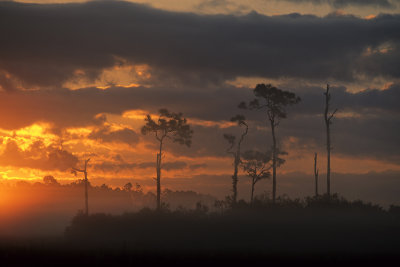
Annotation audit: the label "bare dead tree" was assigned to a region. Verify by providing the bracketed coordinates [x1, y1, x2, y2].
[314, 152, 319, 196]
[223, 115, 248, 204]
[72, 158, 90, 216]
[324, 84, 337, 197]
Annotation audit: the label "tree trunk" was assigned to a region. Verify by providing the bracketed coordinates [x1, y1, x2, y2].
[324, 84, 331, 197]
[326, 124, 331, 196]
[271, 120, 277, 203]
[232, 154, 239, 204]
[156, 140, 163, 211]
[156, 153, 161, 210]
[84, 171, 88, 216]
[314, 152, 318, 197]
[250, 179, 255, 204]
[326, 125, 331, 196]
[232, 123, 248, 204]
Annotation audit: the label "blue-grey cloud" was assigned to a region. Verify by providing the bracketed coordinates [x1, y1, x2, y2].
[0, 0, 400, 90]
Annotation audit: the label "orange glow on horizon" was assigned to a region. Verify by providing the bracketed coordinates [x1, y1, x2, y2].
[365, 14, 376, 20]
[0, 111, 398, 191]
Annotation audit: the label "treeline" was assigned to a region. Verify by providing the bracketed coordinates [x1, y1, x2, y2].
[5, 176, 216, 212]
[65, 194, 400, 255]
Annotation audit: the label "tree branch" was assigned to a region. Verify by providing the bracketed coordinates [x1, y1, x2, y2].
[328, 108, 338, 121]
[72, 167, 85, 173]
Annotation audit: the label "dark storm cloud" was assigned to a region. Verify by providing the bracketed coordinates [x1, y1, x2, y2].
[1, 0, 400, 90]
[284, 0, 397, 8]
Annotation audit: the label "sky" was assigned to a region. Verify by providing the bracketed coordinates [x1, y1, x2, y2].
[0, 0, 399, 206]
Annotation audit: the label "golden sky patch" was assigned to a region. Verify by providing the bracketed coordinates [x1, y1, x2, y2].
[63, 62, 151, 90]
[11, 0, 400, 17]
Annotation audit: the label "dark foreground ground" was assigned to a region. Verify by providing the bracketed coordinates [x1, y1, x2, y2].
[1, 197, 400, 266]
[0, 244, 398, 267]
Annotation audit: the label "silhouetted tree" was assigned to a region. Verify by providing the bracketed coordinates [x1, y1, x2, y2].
[124, 182, 133, 192]
[141, 108, 193, 210]
[214, 200, 229, 215]
[72, 158, 90, 216]
[43, 175, 59, 186]
[314, 153, 319, 196]
[324, 84, 337, 197]
[134, 182, 143, 193]
[223, 115, 248, 204]
[100, 183, 111, 191]
[239, 84, 300, 202]
[241, 150, 271, 204]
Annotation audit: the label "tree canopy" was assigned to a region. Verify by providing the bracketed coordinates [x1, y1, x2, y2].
[141, 108, 193, 147]
[239, 83, 301, 125]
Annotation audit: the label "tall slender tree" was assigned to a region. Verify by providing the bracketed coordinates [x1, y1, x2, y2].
[72, 158, 90, 216]
[314, 152, 319, 197]
[223, 115, 248, 204]
[239, 84, 300, 202]
[324, 84, 337, 197]
[241, 150, 271, 204]
[141, 109, 193, 210]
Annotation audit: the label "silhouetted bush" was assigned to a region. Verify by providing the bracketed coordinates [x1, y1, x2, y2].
[65, 194, 400, 256]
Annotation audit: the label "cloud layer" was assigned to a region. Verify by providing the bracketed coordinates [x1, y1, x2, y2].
[0, 81, 398, 164]
[1, 0, 400, 91]
[0, 140, 78, 171]
[284, 0, 397, 8]
[0, 0, 398, 181]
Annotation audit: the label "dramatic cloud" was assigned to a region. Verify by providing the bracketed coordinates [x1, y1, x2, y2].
[0, 140, 78, 171]
[0, 84, 252, 130]
[88, 124, 139, 146]
[1, 0, 400, 91]
[0, 0, 398, 203]
[0, 82, 398, 162]
[1, 82, 398, 127]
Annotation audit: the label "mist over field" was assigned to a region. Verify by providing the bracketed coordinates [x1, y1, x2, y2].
[1, 170, 399, 237]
